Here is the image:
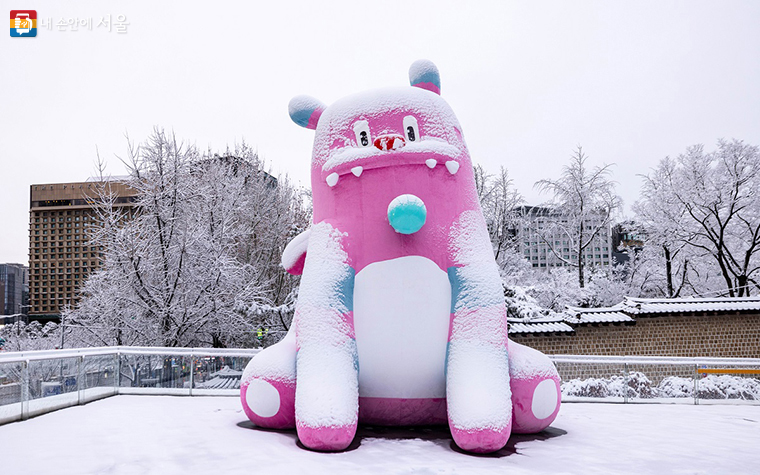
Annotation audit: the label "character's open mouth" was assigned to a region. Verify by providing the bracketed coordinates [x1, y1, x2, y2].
[321, 140, 462, 188]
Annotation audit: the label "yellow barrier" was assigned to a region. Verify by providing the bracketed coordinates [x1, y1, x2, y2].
[697, 368, 760, 375]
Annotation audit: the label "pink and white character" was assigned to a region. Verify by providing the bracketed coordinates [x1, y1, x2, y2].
[240, 60, 561, 453]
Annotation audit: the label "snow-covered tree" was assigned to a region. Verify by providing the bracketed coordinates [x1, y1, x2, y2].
[477, 166, 524, 265]
[0, 321, 61, 352]
[534, 146, 622, 287]
[636, 139, 760, 297]
[634, 157, 703, 297]
[64, 129, 310, 348]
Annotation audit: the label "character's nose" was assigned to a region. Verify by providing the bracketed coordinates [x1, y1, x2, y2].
[374, 134, 406, 151]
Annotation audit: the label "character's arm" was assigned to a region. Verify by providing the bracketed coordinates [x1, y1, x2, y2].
[446, 210, 512, 453]
[281, 228, 310, 275]
[293, 221, 358, 451]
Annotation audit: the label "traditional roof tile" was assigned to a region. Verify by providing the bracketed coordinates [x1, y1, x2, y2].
[622, 296, 760, 315]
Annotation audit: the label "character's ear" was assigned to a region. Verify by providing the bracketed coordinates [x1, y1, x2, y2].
[409, 59, 441, 95]
[288, 95, 326, 129]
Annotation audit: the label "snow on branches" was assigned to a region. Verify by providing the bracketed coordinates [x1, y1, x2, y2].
[63, 129, 310, 349]
[636, 139, 760, 297]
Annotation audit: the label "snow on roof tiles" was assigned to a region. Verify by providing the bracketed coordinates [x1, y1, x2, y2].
[196, 376, 240, 390]
[564, 306, 634, 324]
[508, 297, 760, 338]
[622, 296, 760, 315]
[508, 321, 575, 334]
[209, 365, 243, 378]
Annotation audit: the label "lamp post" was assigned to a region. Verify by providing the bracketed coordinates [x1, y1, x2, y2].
[60, 314, 65, 349]
[17, 305, 31, 337]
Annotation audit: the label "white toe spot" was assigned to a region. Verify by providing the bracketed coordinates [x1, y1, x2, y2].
[532, 379, 558, 420]
[246, 379, 281, 418]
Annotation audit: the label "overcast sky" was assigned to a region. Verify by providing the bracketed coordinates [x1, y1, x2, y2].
[2, 0, 759, 265]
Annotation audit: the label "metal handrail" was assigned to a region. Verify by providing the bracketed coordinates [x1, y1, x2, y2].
[549, 354, 760, 366]
[0, 346, 261, 363]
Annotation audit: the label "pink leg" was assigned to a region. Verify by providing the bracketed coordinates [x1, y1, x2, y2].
[240, 330, 297, 429]
[508, 340, 561, 434]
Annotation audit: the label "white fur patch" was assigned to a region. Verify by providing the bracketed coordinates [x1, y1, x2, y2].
[353, 256, 451, 398]
[246, 379, 281, 418]
[532, 379, 558, 420]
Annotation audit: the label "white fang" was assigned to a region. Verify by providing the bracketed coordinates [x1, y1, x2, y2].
[445, 161, 460, 175]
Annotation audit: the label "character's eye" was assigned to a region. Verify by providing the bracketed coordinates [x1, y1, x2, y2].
[403, 116, 419, 143]
[353, 120, 371, 147]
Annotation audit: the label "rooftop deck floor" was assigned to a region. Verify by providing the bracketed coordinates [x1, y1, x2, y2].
[3, 395, 759, 474]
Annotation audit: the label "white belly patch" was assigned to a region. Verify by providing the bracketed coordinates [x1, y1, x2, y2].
[353, 256, 451, 398]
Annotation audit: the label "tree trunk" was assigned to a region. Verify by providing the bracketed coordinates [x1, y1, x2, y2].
[738, 275, 748, 297]
[578, 222, 585, 288]
[664, 245, 674, 297]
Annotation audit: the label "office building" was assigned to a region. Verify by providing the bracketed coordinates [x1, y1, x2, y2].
[514, 206, 612, 270]
[28, 179, 137, 321]
[0, 263, 28, 316]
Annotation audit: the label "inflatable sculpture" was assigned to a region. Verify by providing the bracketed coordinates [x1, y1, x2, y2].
[240, 60, 561, 453]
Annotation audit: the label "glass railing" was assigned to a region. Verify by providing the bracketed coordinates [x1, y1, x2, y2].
[1, 348, 759, 425]
[0, 346, 259, 424]
[551, 355, 760, 405]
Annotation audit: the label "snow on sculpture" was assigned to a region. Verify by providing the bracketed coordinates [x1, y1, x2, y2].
[240, 60, 561, 453]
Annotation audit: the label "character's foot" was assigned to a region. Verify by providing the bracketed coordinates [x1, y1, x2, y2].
[240, 329, 297, 429]
[241, 377, 296, 429]
[508, 340, 561, 434]
[296, 423, 357, 451]
[450, 426, 510, 453]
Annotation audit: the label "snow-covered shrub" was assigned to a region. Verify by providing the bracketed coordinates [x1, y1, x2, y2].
[562, 372, 656, 399]
[621, 371, 657, 399]
[658, 376, 755, 400]
[0, 321, 61, 352]
[561, 377, 611, 398]
[657, 376, 693, 398]
[693, 375, 760, 400]
[564, 374, 760, 400]
[504, 285, 563, 320]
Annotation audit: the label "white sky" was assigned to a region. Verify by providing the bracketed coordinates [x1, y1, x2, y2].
[2, 0, 759, 265]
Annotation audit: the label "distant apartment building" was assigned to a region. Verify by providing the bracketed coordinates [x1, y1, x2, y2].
[28, 179, 137, 321]
[514, 206, 613, 270]
[610, 221, 645, 265]
[0, 263, 28, 315]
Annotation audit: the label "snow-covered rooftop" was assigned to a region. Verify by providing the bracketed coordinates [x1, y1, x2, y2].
[209, 365, 243, 378]
[564, 305, 635, 324]
[622, 296, 760, 315]
[196, 376, 240, 390]
[508, 320, 575, 334]
[196, 365, 244, 389]
[3, 396, 758, 474]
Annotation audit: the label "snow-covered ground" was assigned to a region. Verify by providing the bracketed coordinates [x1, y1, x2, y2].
[3, 396, 759, 475]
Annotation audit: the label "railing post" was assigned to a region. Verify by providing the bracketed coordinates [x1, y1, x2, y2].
[189, 353, 194, 397]
[115, 351, 121, 395]
[693, 364, 699, 406]
[77, 355, 83, 405]
[624, 362, 629, 404]
[21, 360, 29, 421]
